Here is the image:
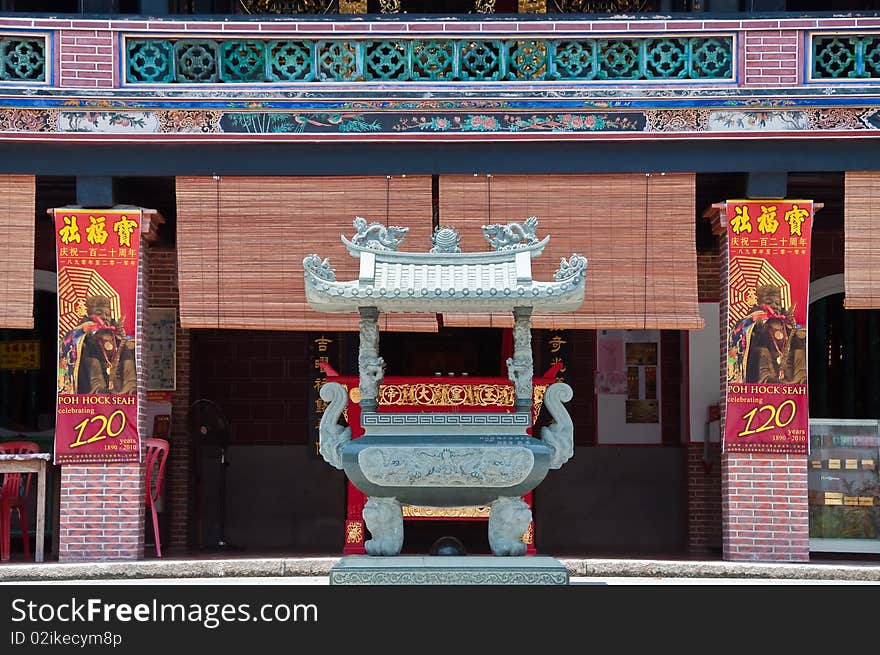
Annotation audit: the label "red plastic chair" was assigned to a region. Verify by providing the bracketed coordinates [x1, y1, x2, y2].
[144, 438, 170, 558]
[0, 441, 39, 562]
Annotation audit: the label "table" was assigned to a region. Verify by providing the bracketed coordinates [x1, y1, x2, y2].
[0, 452, 50, 563]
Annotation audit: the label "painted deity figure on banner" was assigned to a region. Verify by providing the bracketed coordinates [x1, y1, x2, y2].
[58, 295, 137, 395]
[727, 284, 806, 385]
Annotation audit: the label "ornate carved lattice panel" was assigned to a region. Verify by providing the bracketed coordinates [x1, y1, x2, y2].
[124, 35, 734, 84]
[812, 34, 880, 80]
[0, 37, 46, 82]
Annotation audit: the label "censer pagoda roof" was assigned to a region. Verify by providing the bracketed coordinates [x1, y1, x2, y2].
[303, 219, 588, 314]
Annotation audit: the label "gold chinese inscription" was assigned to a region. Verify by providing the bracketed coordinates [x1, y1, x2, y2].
[379, 383, 515, 407]
[348, 383, 549, 409]
[824, 492, 843, 506]
[345, 520, 364, 543]
[521, 522, 534, 545]
[314, 335, 333, 353]
[339, 0, 367, 11]
[518, 0, 546, 11]
[403, 505, 490, 518]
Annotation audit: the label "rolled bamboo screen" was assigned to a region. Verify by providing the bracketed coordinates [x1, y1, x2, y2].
[176, 175, 437, 332]
[0, 175, 36, 329]
[844, 172, 880, 309]
[438, 173, 703, 330]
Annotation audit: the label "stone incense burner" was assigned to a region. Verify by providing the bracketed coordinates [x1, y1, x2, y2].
[304, 217, 587, 556]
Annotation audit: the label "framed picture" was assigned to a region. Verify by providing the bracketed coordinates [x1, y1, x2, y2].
[144, 307, 176, 391]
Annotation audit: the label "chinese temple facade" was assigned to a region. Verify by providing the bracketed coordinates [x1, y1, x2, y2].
[1, 0, 879, 564]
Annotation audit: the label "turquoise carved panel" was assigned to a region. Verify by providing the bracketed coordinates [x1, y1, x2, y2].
[0, 37, 46, 82]
[811, 33, 880, 80]
[123, 35, 734, 85]
[220, 40, 266, 82]
[267, 40, 314, 82]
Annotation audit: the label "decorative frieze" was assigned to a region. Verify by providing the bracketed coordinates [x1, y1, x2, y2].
[124, 35, 734, 84]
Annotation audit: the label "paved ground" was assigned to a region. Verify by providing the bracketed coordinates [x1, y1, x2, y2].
[7, 576, 880, 585]
[1, 555, 878, 584]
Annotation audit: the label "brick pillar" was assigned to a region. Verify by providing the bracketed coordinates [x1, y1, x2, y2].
[687, 442, 722, 554]
[59, 27, 115, 89]
[709, 205, 810, 562]
[687, 252, 722, 554]
[721, 453, 809, 561]
[57, 214, 150, 562]
[147, 247, 191, 551]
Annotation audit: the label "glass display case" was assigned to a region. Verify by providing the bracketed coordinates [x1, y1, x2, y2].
[809, 419, 880, 554]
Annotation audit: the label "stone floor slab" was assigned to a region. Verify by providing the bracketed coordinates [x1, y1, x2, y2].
[329, 555, 569, 585]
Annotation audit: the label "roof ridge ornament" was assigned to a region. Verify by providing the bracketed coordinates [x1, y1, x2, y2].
[554, 254, 588, 282]
[303, 253, 336, 281]
[430, 225, 462, 254]
[351, 216, 409, 252]
[304, 215, 586, 314]
[482, 216, 540, 251]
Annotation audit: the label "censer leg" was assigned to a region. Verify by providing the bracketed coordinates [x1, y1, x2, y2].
[488, 496, 532, 556]
[362, 496, 404, 556]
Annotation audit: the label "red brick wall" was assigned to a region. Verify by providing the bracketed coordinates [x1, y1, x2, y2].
[190, 330, 310, 446]
[743, 29, 800, 87]
[57, 464, 144, 560]
[687, 442, 722, 554]
[697, 252, 720, 302]
[660, 330, 683, 446]
[59, 29, 114, 88]
[721, 453, 809, 561]
[147, 247, 191, 550]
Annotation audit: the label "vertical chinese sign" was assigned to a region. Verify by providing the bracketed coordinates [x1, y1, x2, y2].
[54, 209, 142, 463]
[724, 200, 812, 454]
[309, 333, 340, 457]
[542, 329, 569, 383]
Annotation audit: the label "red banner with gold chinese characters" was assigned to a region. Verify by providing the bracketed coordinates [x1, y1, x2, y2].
[54, 209, 141, 464]
[724, 200, 812, 455]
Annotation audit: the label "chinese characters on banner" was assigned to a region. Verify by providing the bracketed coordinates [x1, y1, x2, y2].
[724, 200, 812, 455]
[54, 209, 142, 464]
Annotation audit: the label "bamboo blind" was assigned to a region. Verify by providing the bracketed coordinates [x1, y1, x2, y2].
[844, 172, 880, 309]
[0, 175, 35, 329]
[176, 176, 437, 332]
[438, 173, 703, 330]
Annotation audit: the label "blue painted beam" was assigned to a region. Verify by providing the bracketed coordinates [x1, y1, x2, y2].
[1, 139, 879, 176]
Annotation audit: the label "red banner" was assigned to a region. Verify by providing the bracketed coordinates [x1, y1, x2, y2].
[54, 209, 141, 464]
[724, 200, 812, 455]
